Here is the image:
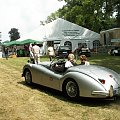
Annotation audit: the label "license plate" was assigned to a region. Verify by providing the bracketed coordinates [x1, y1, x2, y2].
[114, 87, 120, 95]
[63, 52, 67, 54]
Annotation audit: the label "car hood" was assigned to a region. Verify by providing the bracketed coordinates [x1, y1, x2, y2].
[68, 65, 120, 85]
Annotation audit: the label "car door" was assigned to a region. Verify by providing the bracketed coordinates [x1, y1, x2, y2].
[32, 65, 62, 90]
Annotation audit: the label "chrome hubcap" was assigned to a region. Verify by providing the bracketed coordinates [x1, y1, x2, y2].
[66, 81, 78, 98]
[25, 71, 31, 83]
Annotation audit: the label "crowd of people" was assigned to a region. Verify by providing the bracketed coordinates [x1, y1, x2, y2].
[3, 45, 29, 59]
[3, 43, 90, 69]
[3, 46, 17, 60]
[28, 43, 90, 68]
[29, 43, 55, 64]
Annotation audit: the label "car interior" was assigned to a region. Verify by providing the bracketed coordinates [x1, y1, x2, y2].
[51, 61, 66, 73]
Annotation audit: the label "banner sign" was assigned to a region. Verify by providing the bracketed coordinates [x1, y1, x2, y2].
[62, 30, 80, 36]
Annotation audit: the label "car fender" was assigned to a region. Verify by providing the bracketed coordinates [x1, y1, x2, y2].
[60, 72, 106, 97]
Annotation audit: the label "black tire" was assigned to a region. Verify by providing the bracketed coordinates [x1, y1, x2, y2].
[25, 70, 32, 85]
[63, 79, 79, 99]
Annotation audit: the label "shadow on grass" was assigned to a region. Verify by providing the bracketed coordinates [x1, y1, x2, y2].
[89, 54, 120, 73]
[18, 80, 120, 109]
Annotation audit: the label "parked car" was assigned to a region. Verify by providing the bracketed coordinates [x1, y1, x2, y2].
[22, 58, 120, 100]
[55, 46, 72, 58]
[78, 47, 91, 57]
[109, 47, 120, 56]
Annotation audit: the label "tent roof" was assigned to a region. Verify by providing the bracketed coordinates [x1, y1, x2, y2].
[45, 18, 100, 41]
[19, 39, 43, 45]
[3, 40, 21, 46]
[3, 39, 42, 46]
[17, 18, 100, 42]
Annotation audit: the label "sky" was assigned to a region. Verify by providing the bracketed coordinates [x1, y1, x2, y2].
[0, 0, 65, 41]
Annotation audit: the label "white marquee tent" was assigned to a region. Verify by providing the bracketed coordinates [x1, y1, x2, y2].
[17, 18, 100, 52]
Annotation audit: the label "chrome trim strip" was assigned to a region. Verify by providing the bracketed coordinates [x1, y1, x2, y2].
[92, 91, 109, 97]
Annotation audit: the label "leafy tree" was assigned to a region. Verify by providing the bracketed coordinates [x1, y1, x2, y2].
[8, 28, 20, 41]
[113, 0, 120, 27]
[45, 0, 119, 33]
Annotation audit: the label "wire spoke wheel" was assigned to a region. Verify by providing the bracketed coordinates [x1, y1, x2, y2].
[25, 70, 32, 85]
[65, 80, 79, 98]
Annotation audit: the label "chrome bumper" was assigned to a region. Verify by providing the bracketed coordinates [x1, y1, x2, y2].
[92, 86, 120, 98]
[92, 91, 110, 97]
[113, 87, 120, 96]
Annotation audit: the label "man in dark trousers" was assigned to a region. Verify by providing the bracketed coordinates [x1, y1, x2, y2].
[4, 47, 9, 60]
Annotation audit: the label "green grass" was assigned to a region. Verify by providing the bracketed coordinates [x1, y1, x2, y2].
[1, 53, 119, 73]
[88, 53, 120, 73]
[0, 54, 120, 120]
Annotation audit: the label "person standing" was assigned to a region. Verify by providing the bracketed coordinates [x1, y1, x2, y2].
[29, 43, 35, 64]
[32, 43, 40, 64]
[24, 45, 29, 57]
[4, 47, 9, 60]
[19, 48, 23, 57]
[48, 45, 55, 61]
[13, 45, 17, 56]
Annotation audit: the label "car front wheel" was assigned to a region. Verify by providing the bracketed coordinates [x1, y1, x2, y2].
[25, 70, 32, 85]
[63, 79, 79, 99]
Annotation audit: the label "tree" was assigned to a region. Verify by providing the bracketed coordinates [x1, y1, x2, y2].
[113, 0, 120, 27]
[46, 0, 119, 32]
[8, 28, 20, 41]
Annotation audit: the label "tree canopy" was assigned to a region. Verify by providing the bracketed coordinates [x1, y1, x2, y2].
[45, 0, 120, 33]
[8, 28, 20, 41]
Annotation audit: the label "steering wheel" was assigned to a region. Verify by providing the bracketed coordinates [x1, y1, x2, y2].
[50, 56, 65, 68]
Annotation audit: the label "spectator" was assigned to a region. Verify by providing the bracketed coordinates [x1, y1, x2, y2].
[48, 45, 55, 61]
[65, 53, 76, 68]
[4, 47, 9, 60]
[29, 43, 35, 64]
[19, 48, 24, 57]
[13, 45, 17, 56]
[80, 55, 90, 66]
[24, 45, 29, 57]
[32, 43, 40, 64]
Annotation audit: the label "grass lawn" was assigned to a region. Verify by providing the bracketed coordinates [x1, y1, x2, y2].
[74, 53, 119, 73]
[0, 54, 120, 120]
[1, 53, 120, 73]
[88, 53, 120, 73]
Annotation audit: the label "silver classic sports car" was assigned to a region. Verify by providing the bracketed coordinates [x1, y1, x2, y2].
[22, 59, 120, 99]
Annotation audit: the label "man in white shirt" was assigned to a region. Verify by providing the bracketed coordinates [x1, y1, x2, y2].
[48, 46, 55, 61]
[32, 43, 40, 64]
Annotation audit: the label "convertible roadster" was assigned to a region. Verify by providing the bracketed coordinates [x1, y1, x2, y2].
[22, 59, 120, 99]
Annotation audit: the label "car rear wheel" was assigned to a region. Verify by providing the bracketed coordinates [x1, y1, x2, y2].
[63, 79, 79, 99]
[25, 70, 32, 85]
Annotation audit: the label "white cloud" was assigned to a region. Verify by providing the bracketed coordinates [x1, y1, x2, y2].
[0, 0, 65, 41]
